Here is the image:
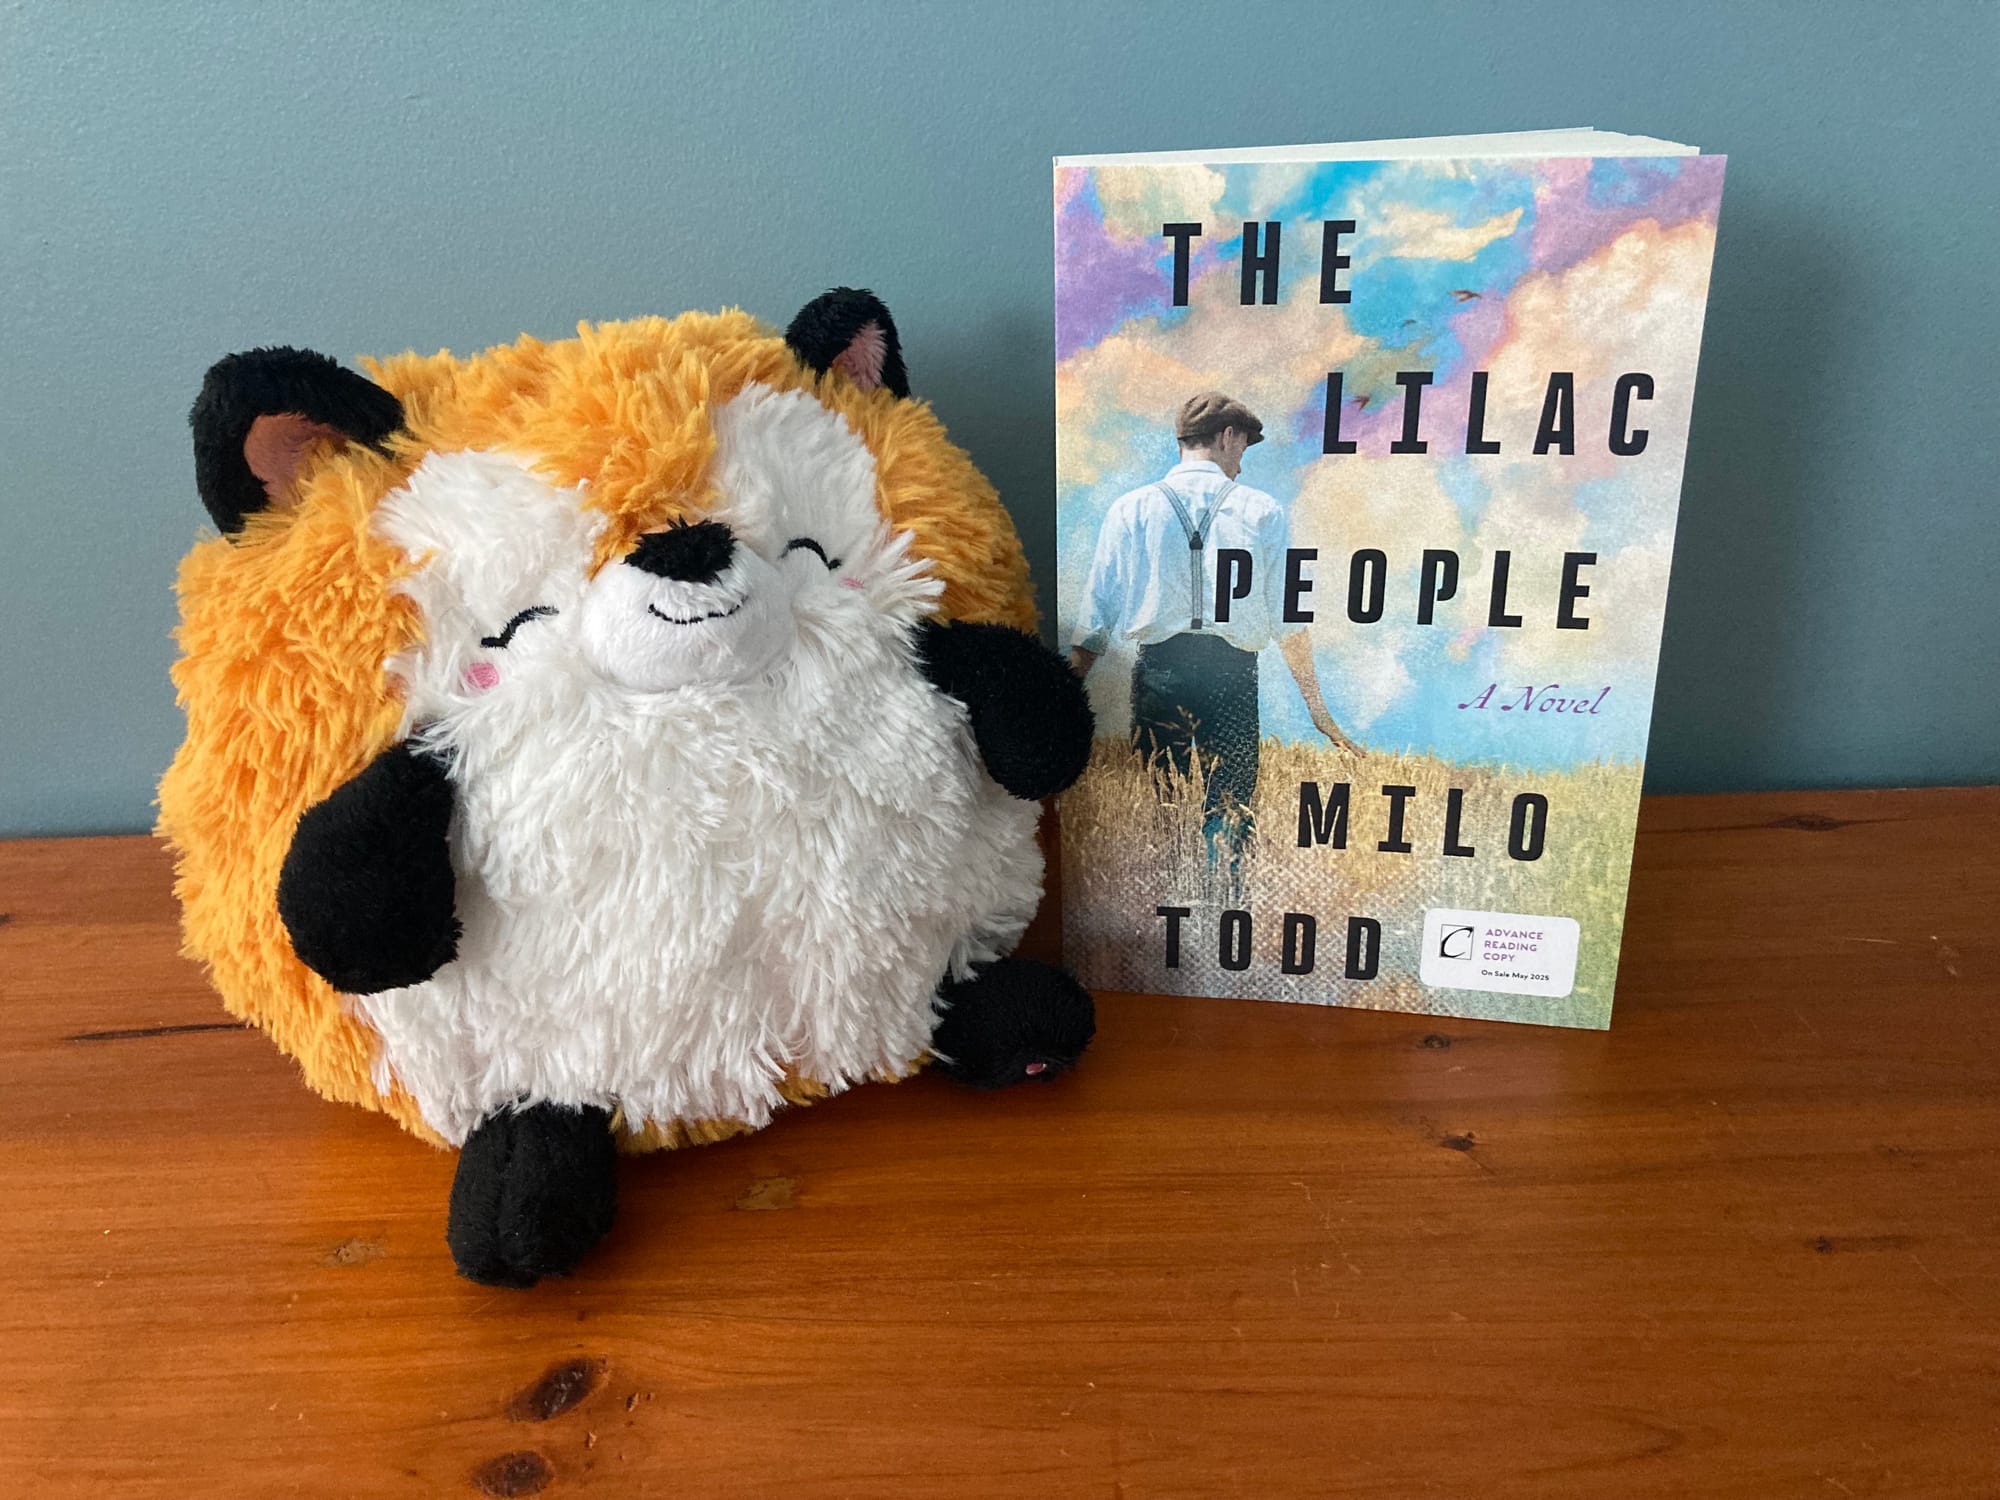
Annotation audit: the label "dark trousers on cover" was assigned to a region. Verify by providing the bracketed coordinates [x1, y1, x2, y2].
[1130, 633, 1260, 853]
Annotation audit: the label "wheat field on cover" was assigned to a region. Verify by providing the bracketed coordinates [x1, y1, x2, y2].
[1059, 736, 1645, 1028]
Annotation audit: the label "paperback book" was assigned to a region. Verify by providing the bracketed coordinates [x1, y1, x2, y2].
[1054, 129, 1726, 1028]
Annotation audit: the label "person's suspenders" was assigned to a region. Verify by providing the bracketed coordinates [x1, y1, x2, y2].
[1155, 479, 1237, 631]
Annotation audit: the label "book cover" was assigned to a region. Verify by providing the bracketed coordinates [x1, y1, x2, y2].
[1054, 135, 1726, 1028]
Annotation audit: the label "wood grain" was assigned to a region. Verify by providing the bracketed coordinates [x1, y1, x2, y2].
[1, 790, 1995, 1499]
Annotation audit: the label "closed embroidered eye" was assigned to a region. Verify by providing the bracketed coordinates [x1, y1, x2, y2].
[479, 605, 558, 649]
[782, 537, 842, 570]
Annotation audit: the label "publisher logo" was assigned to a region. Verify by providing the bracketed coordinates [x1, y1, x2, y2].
[1419, 908, 1580, 998]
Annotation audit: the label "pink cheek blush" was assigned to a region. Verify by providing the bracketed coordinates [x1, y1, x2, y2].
[462, 662, 501, 693]
[840, 577, 866, 591]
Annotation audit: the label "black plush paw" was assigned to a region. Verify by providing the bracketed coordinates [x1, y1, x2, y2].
[914, 620, 1095, 800]
[277, 741, 460, 995]
[446, 1102, 619, 1288]
[932, 957, 1096, 1089]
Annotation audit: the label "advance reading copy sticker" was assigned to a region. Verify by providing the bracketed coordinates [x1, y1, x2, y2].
[1420, 909, 1581, 999]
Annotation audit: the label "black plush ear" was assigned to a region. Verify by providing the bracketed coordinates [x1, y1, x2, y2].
[784, 288, 910, 398]
[190, 346, 404, 536]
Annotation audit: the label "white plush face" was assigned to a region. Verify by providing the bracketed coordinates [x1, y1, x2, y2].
[375, 383, 943, 721]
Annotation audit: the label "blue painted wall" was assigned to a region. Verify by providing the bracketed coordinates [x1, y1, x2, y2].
[2, 0, 1993, 835]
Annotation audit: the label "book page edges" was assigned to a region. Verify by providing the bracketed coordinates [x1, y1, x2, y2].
[1057, 128, 1700, 168]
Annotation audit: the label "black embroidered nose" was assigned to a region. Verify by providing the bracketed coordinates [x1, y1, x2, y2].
[625, 521, 735, 584]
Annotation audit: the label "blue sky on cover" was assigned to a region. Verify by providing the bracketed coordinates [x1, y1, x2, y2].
[1055, 154, 1725, 771]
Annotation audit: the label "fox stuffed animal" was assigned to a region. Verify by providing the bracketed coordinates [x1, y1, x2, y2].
[160, 290, 1095, 1285]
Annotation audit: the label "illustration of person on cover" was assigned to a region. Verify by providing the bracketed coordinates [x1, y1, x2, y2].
[1069, 391, 1353, 857]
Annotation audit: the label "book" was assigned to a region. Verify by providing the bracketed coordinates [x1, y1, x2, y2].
[1053, 129, 1726, 1029]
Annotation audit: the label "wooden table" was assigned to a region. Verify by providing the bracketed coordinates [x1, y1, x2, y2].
[2, 789, 1995, 1498]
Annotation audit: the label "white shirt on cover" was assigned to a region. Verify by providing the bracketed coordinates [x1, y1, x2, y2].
[1073, 459, 1297, 654]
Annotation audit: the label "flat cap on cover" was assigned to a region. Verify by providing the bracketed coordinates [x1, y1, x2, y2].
[1175, 391, 1264, 446]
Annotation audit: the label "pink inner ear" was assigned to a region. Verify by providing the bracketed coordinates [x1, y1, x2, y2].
[832, 321, 888, 391]
[243, 412, 347, 501]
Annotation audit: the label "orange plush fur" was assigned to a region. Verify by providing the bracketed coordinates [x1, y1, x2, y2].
[158, 311, 1035, 1149]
